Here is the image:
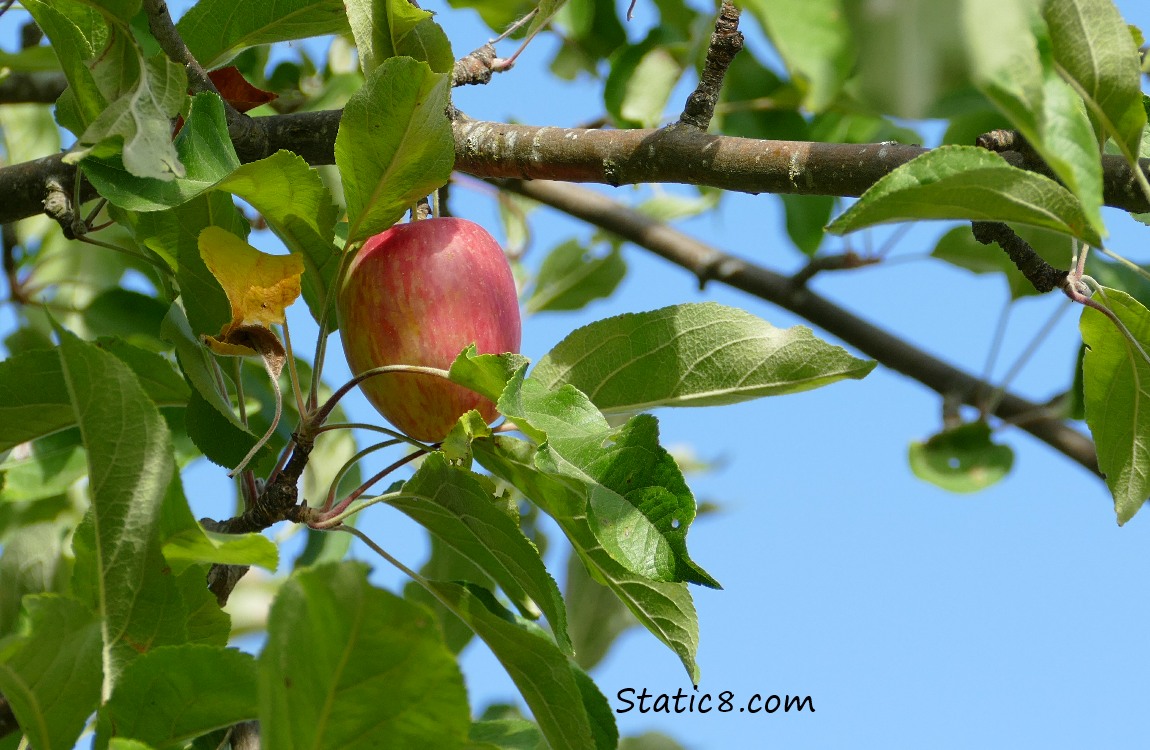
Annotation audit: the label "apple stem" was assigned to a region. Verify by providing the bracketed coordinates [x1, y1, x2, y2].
[313, 364, 453, 426]
[231, 358, 247, 426]
[312, 449, 428, 526]
[319, 438, 404, 513]
[265, 438, 295, 485]
[314, 421, 432, 452]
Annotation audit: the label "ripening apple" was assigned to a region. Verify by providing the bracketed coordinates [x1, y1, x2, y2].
[337, 217, 522, 442]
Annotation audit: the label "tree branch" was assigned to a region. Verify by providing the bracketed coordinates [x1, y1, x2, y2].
[3, 112, 1149, 226]
[0, 71, 66, 104]
[497, 178, 1100, 477]
[677, 0, 743, 131]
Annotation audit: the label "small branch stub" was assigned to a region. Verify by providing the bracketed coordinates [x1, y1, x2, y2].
[677, 0, 743, 131]
[970, 221, 1068, 294]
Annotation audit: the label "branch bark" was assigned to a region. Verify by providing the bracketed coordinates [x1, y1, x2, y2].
[3, 111, 1149, 226]
[498, 178, 1100, 477]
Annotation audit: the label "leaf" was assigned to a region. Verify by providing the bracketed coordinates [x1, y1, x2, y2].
[421, 580, 615, 750]
[0, 522, 70, 637]
[403, 535, 487, 654]
[158, 475, 277, 575]
[82, 92, 240, 211]
[82, 288, 170, 349]
[825, 145, 1103, 247]
[908, 421, 1014, 493]
[526, 240, 626, 314]
[198, 226, 303, 357]
[0, 349, 78, 453]
[532, 302, 875, 413]
[564, 546, 636, 671]
[58, 327, 176, 689]
[20, 0, 104, 128]
[0, 595, 103, 750]
[215, 151, 341, 326]
[345, 0, 455, 75]
[964, 0, 1105, 236]
[159, 304, 245, 431]
[96, 338, 190, 406]
[931, 223, 1074, 300]
[604, 42, 682, 129]
[496, 371, 718, 587]
[335, 57, 454, 243]
[391, 453, 572, 653]
[781, 194, 834, 256]
[1080, 288, 1150, 524]
[469, 718, 546, 749]
[101, 645, 257, 749]
[177, 0, 350, 69]
[70, 33, 188, 181]
[183, 388, 274, 472]
[1045, 0, 1147, 161]
[205, 66, 278, 112]
[448, 347, 531, 404]
[740, 0, 852, 111]
[259, 562, 470, 750]
[473, 436, 701, 681]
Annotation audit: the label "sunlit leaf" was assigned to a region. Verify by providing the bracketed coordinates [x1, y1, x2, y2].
[178, 0, 349, 69]
[532, 302, 874, 413]
[1080, 288, 1150, 524]
[908, 421, 1014, 493]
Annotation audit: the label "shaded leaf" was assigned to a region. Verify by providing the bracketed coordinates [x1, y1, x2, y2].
[527, 240, 626, 314]
[259, 562, 470, 750]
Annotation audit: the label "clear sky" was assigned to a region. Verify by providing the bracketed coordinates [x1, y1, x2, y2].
[5, 1, 1150, 748]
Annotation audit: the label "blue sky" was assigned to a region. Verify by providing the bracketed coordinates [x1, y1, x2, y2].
[5, 1, 1150, 748]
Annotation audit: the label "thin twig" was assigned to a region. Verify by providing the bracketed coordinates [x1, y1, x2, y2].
[677, 1, 743, 131]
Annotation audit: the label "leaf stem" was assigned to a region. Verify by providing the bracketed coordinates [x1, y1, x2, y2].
[319, 438, 404, 512]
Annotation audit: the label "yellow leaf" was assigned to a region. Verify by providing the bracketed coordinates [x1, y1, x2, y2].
[199, 226, 304, 334]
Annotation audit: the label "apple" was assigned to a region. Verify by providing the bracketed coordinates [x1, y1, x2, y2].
[337, 217, 522, 442]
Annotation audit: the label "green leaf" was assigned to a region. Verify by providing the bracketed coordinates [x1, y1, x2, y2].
[908, 421, 1014, 493]
[1045, 0, 1147, 161]
[826, 145, 1103, 246]
[741, 0, 852, 111]
[97, 338, 190, 406]
[70, 38, 188, 181]
[177, 0, 350, 69]
[403, 535, 485, 654]
[421, 580, 615, 750]
[0, 523, 70, 636]
[474, 436, 700, 681]
[604, 42, 682, 129]
[781, 194, 834, 256]
[336, 57, 454, 243]
[121, 193, 246, 336]
[82, 93, 240, 211]
[174, 566, 231, 647]
[21, 0, 104, 128]
[345, 0, 455, 75]
[57, 327, 176, 689]
[259, 562, 470, 750]
[1080, 288, 1150, 524]
[391, 453, 572, 653]
[159, 475, 277, 575]
[184, 388, 273, 472]
[0, 349, 77, 453]
[101, 645, 257, 749]
[215, 151, 340, 325]
[0, 595, 103, 750]
[527, 240, 626, 314]
[497, 372, 718, 587]
[964, 0, 1105, 236]
[82, 288, 170, 349]
[532, 302, 875, 413]
[159, 304, 244, 430]
[564, 547, 635, 671]
[469, 718, 546, 750]
[448, 347, 531, 404]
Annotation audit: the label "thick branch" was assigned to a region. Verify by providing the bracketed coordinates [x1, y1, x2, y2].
[4, 113, 1150, 225]
[499, 178, 1100, 476]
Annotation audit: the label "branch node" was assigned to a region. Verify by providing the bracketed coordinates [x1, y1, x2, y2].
[43, 177, 85, 239]
[970, 221, 1068, 293]
[677, 0, 743, 131]
[452, 43, 499, 87]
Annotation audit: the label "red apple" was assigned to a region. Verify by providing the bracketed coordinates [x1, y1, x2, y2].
[337, 217, 522, 442]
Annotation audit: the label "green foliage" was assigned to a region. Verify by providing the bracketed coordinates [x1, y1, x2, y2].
[5, 0, 1150, 746]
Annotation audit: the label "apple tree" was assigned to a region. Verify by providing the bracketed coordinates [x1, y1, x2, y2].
[0, 0, 1147, 747]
